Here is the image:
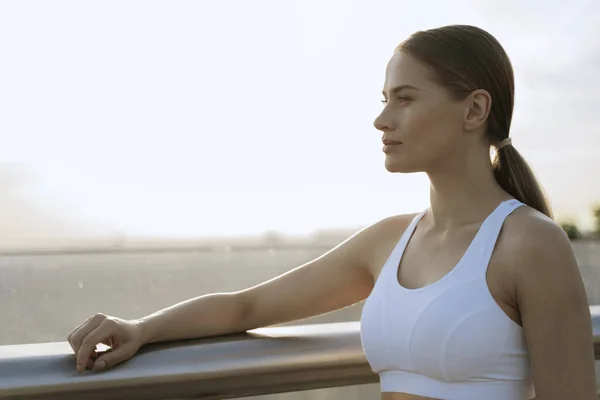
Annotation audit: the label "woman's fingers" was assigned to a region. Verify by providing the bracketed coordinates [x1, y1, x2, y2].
[75, 320, 116, 373]
[92, 343, 135, 371]
[69, 314, 108, 353]
[67, 314, 96, 354]
[68, 313, 142, 373]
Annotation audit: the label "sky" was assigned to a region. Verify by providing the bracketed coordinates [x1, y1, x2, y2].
[1, 0, 599, 242]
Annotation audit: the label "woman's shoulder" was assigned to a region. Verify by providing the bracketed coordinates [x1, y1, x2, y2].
[499, 204, 577, 284]
[356, 212, 422, 276]
[502, 204, 568, 253]
[373, 212, 422, 232]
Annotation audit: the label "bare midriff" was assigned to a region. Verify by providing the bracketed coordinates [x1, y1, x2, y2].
[381, 393, 441, 400]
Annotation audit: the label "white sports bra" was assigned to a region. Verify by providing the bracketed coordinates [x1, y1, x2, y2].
[360, 199, 535, 399]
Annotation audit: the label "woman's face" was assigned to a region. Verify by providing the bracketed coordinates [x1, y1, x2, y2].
[374, 51, 470, 174]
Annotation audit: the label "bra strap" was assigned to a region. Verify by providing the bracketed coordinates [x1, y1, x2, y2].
[478, 199, 525, 273]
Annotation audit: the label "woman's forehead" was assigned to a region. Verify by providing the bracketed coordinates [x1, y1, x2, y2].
[383, 52, 436, 92]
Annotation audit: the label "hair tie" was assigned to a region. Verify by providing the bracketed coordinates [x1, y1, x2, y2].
[496, 137, 512, 150]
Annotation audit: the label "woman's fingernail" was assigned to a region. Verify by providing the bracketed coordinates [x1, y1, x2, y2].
[76, 364, 82, 373]
[94, 361, 106, 371]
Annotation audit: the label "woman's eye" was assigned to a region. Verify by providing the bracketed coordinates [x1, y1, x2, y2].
[381, 96, 408, 105]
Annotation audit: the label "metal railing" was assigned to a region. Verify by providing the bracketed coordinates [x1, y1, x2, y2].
[2, 307, 600, 400]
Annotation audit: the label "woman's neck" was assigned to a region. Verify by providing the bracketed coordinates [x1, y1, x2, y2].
[425, 154, 511, 231]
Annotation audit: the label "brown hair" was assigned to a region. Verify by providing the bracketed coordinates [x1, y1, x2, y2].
[397, 25, 553, 219]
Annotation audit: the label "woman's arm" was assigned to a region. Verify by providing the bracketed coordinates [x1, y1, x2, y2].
[509, 214, 596, 400]
[71, 214, 413, 372]
[139, 214, 413, 342]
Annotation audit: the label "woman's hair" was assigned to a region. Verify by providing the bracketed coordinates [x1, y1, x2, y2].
[397, 25, 553, 219]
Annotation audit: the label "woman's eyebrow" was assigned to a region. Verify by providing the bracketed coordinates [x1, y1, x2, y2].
[382, 84, 421, 98]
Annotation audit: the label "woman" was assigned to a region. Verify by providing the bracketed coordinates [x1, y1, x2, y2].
[67, 25, 597, 399]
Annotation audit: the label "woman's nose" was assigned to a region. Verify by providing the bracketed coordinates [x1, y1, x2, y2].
[373, 112, 393, 132]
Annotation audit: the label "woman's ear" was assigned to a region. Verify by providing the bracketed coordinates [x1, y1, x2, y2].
[464, 89, 492, 133]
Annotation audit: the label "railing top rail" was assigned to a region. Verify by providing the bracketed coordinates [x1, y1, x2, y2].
[0, 322, 375, 400]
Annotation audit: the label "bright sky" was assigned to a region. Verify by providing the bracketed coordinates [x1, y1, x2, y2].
[1, 0, 599, 239]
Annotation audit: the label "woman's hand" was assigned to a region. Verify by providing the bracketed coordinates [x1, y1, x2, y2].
[67, 313, 144, 373]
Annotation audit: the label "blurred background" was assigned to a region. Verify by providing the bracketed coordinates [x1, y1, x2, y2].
[1, 0, 599, 398]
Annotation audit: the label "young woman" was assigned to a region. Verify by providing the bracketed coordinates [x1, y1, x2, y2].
[67, 25, 597, 399]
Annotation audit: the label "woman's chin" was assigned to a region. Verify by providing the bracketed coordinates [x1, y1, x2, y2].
[384, 158, 421, 174]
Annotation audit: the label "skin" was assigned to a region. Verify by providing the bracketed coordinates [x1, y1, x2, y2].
[68, 50, 597, 399]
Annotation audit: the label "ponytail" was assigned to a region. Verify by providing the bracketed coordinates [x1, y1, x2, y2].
[492, 144, 554, 219]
